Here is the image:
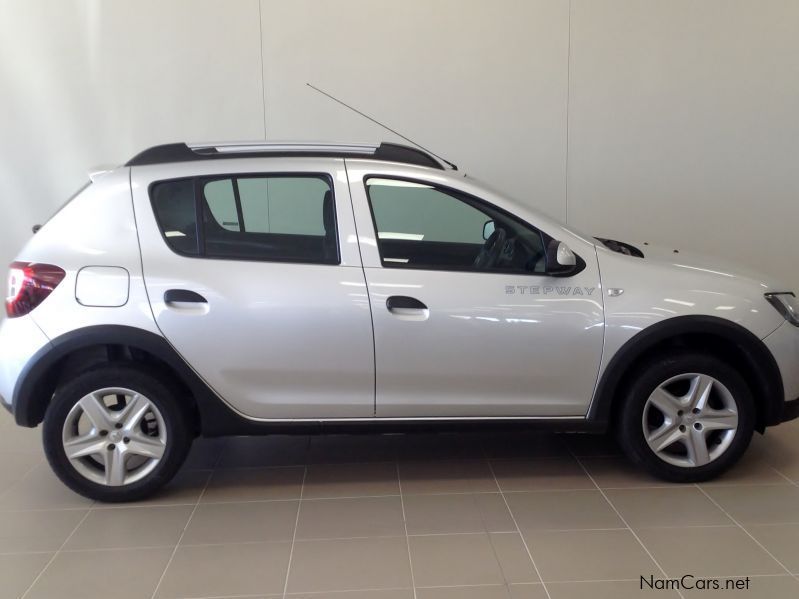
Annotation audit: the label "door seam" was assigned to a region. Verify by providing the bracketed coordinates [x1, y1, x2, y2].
[343, 159, 378, 416]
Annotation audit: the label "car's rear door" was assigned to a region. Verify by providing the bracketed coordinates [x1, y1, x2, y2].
[132, 158, 375, 419]
[346, 160, 605, 418]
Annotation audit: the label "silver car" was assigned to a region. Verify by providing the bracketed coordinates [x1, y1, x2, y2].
[2, 141, 797, 501]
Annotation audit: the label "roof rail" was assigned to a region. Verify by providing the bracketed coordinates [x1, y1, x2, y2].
[125, 141, 446, 170]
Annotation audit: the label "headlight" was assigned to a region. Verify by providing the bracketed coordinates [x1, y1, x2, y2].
[765, 292, 799, 327]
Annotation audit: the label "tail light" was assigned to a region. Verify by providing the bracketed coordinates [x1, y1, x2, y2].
[5, 262, 66, 318]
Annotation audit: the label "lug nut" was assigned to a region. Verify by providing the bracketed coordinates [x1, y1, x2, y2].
[99, 430, 108, 437]
[679, 424, 687, 432]
[692, 408, 701, 414]
[114, 423, 123, 429]
[107, 443, 116, 451]
[677, 410, 684, 417]
[693, 422, 703, 431]
[123, 437, 130, 444]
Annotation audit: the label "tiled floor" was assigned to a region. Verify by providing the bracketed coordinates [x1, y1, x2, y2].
[1, 410, 798, 599]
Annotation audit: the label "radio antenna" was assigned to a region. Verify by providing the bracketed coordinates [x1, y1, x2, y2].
[306, 82, 458, 170]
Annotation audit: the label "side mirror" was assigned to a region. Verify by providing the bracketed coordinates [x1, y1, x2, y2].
[482, 220, 495, 240]
[546, 240, 577, 275]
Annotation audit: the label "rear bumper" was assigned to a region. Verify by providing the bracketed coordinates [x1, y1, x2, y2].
[0, 316, 52, 418]
[779, 398, 799, 424]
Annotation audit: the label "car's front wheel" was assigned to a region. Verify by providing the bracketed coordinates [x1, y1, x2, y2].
[617, 352, 755, 482]
[43, 365, 192, 502]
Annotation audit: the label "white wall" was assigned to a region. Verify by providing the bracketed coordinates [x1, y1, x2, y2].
[1, 0, 798, 288]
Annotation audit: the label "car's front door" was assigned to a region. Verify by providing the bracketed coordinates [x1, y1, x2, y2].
[346, 161, 604, 418]
[133, 159, 374, 419]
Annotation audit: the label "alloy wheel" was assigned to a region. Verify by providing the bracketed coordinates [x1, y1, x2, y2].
[61, 387, 167, 486]
[642, 373, 739, 468]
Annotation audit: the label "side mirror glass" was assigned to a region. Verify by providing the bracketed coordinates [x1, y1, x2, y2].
[546, 240, 577, 275]
[483, 220, 495, 240]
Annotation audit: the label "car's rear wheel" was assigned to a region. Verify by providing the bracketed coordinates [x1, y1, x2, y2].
[43, 365, 192, 502]
[617, 352, 755, 482]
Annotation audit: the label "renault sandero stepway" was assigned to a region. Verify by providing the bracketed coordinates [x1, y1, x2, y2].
[1, 141, 797, 501]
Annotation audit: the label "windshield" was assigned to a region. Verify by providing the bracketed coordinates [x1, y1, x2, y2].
[462, 174, 598, 246]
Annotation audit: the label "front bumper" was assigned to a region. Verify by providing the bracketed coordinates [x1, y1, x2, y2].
[763, 320, 799, 404]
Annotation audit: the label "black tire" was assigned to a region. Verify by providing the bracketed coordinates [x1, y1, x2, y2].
[617, 352, 755, 483]
[43, 364, 193, 502]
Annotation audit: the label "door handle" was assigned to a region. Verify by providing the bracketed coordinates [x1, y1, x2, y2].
[386, 296, 427, 311]
[164, 289, 207, 304]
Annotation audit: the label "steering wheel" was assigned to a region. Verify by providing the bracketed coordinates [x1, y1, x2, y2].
[473, 227, 507, 269]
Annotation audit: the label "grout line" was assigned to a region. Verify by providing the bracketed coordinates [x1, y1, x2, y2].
[396, 460, 418, 599]
[281, 461, 308, 599]
[771, 465, 799, 488]
[19, 500, 95, 598]
[695, 484, 799, 583]
[149, 462, 218, 598]
[4, 477, 797, 514]
[8, 521, 793, 559]
[570, 452, 687, 599]
[484, 445, 553, 599]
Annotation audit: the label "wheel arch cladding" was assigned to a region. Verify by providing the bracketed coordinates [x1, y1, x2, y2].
[12, 325, 206, 429]
[589, 315, 784, 432]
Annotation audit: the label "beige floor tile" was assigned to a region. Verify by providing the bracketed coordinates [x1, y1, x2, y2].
[409, 532, 536, 587]
[0, 552, 53, 599]
[296, 496, 405, 539]
[287, 590, 413, 599]
[417, 584, 547, 599]
[0, 424, 44, 454]
[681, 575, 799, 598]
[410, 533, 504, 587]
[27, 547, 172, 599]
[579, 456, 673, 488]
[702, 484, 799, 524]
[404, 493, 515, 534]
[509, 584, 550, 599]
[307, 434, 398, 464]
[698, 447, 790, 486]
[490, 458, 595, 492]
[506, 490, 622, 530]
[65, 504, 193, 550]
[181, 500, 299, 544]
[155, 541, 291, 598]
[745, 523, 799, 573]
[217, 435, 309, 468]
[523, 529, 657, 582]
[548, 580, 680, 598]
[605, 487, 732, 528]
[0, 508, 88, 552]
[116, 468, 211, 507]
[490, 532, 540, 584]
[287, 536, 412, 593]
[0, 451, 42, 494]
[417, 586, 513, 599]
[0, 463, 93, 510]
[399, 460, 499, 495]
[303, 462, 399, 498]
[636, 526, 785, 577]
[201, 466, 305, 503]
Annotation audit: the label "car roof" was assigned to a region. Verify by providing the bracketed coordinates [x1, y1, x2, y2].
[125, 141, 452, 171]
